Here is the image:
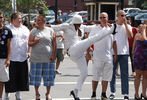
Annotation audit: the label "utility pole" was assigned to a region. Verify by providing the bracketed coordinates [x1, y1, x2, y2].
[74, 0, 77, 11]
[12, 0, 17, 13]
[121, 0, 124, 9]
[55, 0, 58, 20]
[28, 0, 30, 27]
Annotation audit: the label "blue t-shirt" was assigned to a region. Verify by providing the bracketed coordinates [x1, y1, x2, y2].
[0, 26, 13, 58]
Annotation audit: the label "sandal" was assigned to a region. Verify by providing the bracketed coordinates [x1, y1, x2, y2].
[45, 93, 52, 100]
[36, 94, 40, 100]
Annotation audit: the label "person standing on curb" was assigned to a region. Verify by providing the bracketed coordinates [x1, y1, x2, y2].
[0, 11, 12, 100]
[54, 19, 64, 75]
[132, 24, 147, 100]
[127, 17, 138, 77]
[4, 13, 30, 100]
[90, 12, 117, 100]
[29, 14, 56, 100]
[109, 10, 133, 100]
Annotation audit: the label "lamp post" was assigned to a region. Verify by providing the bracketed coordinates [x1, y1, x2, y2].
[28, 0, 30, 27]
[120, 0, 124, 9]
[12, 0, 17, 13]
[55, 0, 58, 20]
[74, 0, 77, 11]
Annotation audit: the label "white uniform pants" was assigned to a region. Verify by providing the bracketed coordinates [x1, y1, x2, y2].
[68, 25, 114, 91]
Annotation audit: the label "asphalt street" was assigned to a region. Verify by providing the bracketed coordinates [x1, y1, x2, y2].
[2, 55, 141, 100]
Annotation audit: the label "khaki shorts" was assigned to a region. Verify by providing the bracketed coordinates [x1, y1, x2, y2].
[92, 60, 113, 81]
[55, 49, 64, 61]
[0, 59, 9, 82]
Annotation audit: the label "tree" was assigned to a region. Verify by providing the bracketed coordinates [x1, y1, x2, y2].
[141, 1, 147, 9]
[134, 0, 146, 9]
[17, 0, 48, 13]
[0, 0, 48, 14]
[0, 0, 12, 12]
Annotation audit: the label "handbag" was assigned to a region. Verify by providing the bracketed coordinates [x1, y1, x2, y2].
[0, 61, 9, 82]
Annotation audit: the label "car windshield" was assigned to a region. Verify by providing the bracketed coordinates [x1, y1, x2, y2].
[48, 18, 55, 24]
[135, 14, 147, 20]
[68, 13, 77, 16]
[124, 10, 128, 13]
[64, 16, 88, 23]
[64, 17, 73, 23]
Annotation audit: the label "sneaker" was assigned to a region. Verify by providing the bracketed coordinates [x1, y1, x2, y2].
[4, 93, 9, 100]
[15, 94, 22, 100]
[4, 97, 9, 100]
[101, 95, 108, 100]
[109, 94, 115, 99]
[91, 93, 96, 100]
[124, 96, 129, 100]
[55, 70, 61, 75]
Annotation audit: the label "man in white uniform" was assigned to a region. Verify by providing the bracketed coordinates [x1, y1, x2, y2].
[52, 15, 116, 100]
[90, 12, 117, 100]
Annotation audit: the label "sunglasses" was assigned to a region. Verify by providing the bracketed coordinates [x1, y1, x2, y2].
[121, 15, 126, 17]
[0, 17, 3, 18]
[100, 17, 106, 19]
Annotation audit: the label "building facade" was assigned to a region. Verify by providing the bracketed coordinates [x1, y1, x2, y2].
[83, 0, 120, 21]
[46, 0, 87, 12]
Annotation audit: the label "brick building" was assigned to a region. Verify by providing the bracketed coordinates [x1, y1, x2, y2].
[46, 0, 87, 12]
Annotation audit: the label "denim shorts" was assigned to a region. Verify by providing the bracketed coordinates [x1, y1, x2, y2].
[29, 62, 55, 86]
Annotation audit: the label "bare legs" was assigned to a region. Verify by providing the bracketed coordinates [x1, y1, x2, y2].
[0, 82, 3, 99]
[134, 70, 147, 98]
[142, 70, 147, 98]
[92, 80, 108, 93]
[35, 86, 52, 99]
[56, 61, 60, 71]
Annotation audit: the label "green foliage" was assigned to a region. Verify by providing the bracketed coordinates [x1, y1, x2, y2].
[136, 0, 146, 9]
[0, 0, 12, 12]
[141, 1, 147, 9]
[16, 0, 48, 13]
[0, 0, 48, 13]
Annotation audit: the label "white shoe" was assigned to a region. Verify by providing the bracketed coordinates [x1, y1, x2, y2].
[4, 93, 9, 100]
[15, 94, 22, 100]
[4, 97, 9, 100]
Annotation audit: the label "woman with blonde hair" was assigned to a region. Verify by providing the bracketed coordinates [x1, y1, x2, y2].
[132, 24, 147, 100]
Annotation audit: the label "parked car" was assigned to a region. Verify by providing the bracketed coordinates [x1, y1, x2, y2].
[68, 11, 87, 16]
[123, 8, 141, 14]
[58, 15, 72, 22]
[64, 15, 88, 24]
[126, 10, 147, 18]
[135, 13, 147, 21]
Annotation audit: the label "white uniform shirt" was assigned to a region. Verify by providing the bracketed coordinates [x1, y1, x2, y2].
[89, 25, 115, 62]
[55, 31, 64, 49]
[52, 23, 93, 50]
[7, 24, 30, 62]
[115, 24, 132, 55]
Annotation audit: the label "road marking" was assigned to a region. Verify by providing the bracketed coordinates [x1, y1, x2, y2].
[54, 81, 134, 85]
[41, 81, 134, 85]
[30, 97, 134, 100]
